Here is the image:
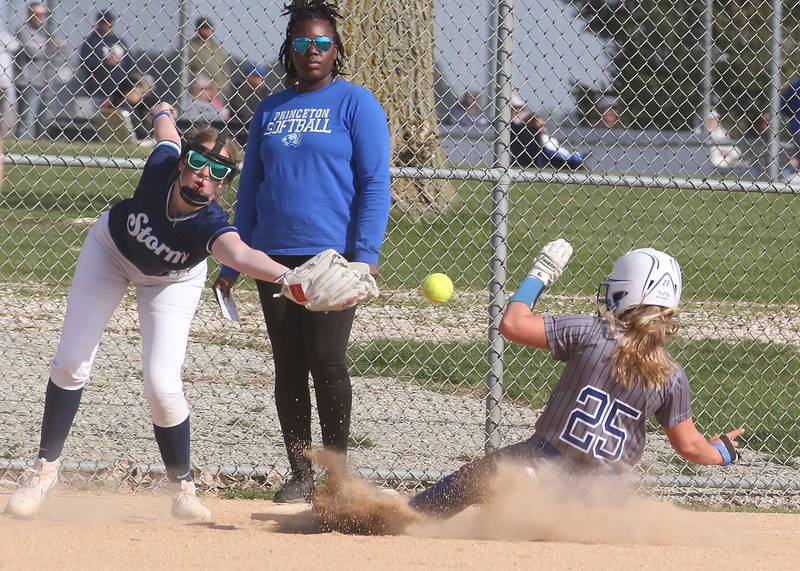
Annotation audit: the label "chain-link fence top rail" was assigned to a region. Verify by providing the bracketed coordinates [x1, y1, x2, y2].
[1, 1, 798, 505]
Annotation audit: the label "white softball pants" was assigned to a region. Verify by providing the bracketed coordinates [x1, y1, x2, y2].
[49, 212, 206, 427]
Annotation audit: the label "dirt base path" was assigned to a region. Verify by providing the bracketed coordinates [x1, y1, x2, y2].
[1, 491, 798, 570]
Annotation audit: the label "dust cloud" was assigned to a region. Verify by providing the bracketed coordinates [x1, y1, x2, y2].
[310, 451, 735, 546]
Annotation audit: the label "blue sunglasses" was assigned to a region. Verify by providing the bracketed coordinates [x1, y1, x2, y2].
[291, 36, 334, 53]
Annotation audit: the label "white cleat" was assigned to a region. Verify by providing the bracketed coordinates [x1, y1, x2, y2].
[171, 480, 211, 521]
[5, 458, 61, 518]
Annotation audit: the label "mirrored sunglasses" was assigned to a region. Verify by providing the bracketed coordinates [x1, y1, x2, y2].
[291, 36, 334, 53]
[186, 149, 233, 181]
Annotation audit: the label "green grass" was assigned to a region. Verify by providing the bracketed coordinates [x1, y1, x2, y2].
[350, 337, 800, 460]
[348, 434, 377, 449]
[6, 138, 153, 160]
[382, 180, 800, 303]
[2, 158, 799, 304]
[3, 145, 798, 462]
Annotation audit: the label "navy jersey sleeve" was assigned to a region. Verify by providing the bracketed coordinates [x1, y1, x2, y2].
[543, 314, 598, 362]
[136, 141, 181, 195]
[199, 203, 237, 254]
[655, 366, 693, 427]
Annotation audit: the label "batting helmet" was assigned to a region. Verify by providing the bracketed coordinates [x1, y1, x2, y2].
[598, 248, 682, 315]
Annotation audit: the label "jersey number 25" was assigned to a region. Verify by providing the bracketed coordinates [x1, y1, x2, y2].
[559, 385, 642, 462]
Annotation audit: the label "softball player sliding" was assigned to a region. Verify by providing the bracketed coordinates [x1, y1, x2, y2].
[5, 103, 294, 521]
[409, 241, 744, 517]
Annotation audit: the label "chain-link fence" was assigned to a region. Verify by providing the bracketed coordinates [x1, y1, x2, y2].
[1, 1, 798, 506]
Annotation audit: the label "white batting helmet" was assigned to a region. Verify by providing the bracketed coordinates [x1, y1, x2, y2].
[598, 248, 682, 314]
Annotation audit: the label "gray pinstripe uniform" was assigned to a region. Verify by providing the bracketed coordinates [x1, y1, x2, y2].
[537, 314, 692, 473]
[408, 313, 693, 517]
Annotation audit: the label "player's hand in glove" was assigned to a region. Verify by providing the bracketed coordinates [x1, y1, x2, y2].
[279, 249, 380, 312]
[529, 238, 573, 286]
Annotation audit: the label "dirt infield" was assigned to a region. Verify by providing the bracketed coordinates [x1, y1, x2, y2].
[1, 490, 798, 570]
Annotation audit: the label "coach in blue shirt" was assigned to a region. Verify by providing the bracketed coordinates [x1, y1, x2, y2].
[214, 0, 391, 503]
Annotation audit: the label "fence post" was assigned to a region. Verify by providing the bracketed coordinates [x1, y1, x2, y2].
[701, 0, 713, 127]
[485, 0, 513, 454]
[768, 0, 784, 181]
[178, 0, 190, 114]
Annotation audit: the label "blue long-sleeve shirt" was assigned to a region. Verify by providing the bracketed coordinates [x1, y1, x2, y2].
[221, 79, 391, 278]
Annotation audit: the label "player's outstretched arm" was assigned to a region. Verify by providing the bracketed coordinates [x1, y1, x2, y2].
[664, 418, 745, 465]
[499, 308, 548, 348]
[211, 232, 289, 284]
[499, 238, 572, 349]
[147, 102, 180, 147]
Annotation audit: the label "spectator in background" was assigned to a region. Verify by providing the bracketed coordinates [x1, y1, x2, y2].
[1, 27, 20, 192]
[449, 90, 489, 128]
[78, 10, 133, 108]
[745, 110, 773, 179]
[91, 41, 142, 146]
[14, 2, 65, 138]
[230, 62, 269, 131]
[780, 77, 800, 146]
[593, 94, 622, 129]
[99, 43, 134, 107]
[510, 93, 533, 126]
[749, 110, 771, 139]
[783, 151, 800, 184]
[511, 114, 584, 170]
[188, 17, 230, 103]
[700, 109, 745, 172]
[183, 73, 230, 126]
[123, 73, 159, 141]
[597, 103, 620, 129]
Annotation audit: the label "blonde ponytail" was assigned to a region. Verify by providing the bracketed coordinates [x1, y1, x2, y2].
[603, 305, 680, 390]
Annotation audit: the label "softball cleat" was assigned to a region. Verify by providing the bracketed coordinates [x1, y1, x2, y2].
[273, 473, 314, 503]
[5, 458, 61, 518]
[171, 480, 211, 520]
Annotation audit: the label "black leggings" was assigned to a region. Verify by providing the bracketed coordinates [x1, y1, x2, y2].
[256, 262, 356, 476]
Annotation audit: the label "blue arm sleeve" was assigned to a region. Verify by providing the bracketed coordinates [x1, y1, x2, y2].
[348, 91, 391, 265]
[711, 442, 731, 465]
[509, 275, 545, 309]
[219, 101, 265, 279]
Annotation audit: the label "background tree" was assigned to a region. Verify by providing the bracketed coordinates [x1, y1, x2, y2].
[337, 0, 455, 214]
[570, 0, 800, 132]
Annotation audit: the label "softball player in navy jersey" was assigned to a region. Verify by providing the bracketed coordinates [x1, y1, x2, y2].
[409, 240, 745, 518]
[5, 102, 293, 521]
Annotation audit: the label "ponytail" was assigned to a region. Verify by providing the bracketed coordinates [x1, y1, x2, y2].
[604, 305, 680, 390]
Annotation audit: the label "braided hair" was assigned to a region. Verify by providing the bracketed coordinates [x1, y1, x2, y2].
[279, 0, 346, 82]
